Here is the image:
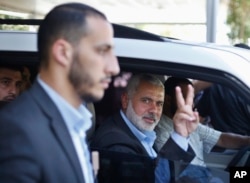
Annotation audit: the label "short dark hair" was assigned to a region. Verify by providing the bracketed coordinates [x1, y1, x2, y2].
[0, 64, 23, 73]
[164, 77, 192, 97]
[38, 3, 107, 67]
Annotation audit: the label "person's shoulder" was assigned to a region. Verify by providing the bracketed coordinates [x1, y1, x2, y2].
[95, 114, 128, 138]
[0, 90, 39, 123]
[155, 115, 173, 131]
[197, 123, 221, 135]
[92, 112, 137, 144]
[91, 122, 135, 151]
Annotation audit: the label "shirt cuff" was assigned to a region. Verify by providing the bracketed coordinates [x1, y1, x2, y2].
[171, 132, 190, 151]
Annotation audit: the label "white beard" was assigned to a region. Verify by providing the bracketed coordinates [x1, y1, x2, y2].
[125, 100, 159, 132]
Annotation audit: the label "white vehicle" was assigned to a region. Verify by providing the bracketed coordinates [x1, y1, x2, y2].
[0, 20, 250, 183]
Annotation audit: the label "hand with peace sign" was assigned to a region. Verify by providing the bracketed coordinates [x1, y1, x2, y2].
[172, 84, 199, 137]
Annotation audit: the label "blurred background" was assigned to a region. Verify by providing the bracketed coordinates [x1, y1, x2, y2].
[0, 0, 249, 45]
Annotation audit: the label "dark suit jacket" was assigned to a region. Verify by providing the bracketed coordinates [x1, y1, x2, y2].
[0, 80, 85, 183]
[91, 112, 194, 161]
[91, 112, 195, 183]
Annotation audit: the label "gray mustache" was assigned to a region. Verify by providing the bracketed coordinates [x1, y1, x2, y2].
[143, 113, 157, 121]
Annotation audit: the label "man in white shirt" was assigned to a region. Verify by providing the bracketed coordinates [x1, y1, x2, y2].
[0, 2, 119, 183]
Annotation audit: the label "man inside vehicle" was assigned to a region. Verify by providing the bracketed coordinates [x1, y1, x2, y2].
[0, 65, 23, 102]
[155, 77, 250, 168]
[91, 73, 199, 182]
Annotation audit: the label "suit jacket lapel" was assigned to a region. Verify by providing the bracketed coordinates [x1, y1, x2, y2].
[30, 80, 85, 183]
[50, 118, 85, 183]
[113, 112, 150, 156]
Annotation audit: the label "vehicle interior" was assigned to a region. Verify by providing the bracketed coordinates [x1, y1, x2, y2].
[1, 19, 250, 183]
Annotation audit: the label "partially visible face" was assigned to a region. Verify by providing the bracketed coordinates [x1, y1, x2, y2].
[124, 81, 164, 131]
[69, 16, 120, 102]
[0, 68, 23, 102]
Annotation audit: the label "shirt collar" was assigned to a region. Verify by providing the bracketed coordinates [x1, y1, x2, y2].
[37, 76, 92, 132]
[120, 110, 156, 145]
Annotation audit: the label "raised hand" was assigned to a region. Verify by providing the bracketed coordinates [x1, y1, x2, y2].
[172, 84, 199, 137]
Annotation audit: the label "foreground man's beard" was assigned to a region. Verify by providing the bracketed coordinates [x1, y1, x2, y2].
[69, 54, 102, 103]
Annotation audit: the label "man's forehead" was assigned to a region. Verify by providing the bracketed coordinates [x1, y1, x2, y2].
[0, 68, 22, 79]
[84, 17, 113, 43]
[0, 67, 20, 72]
[136, 82, 164, 97]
